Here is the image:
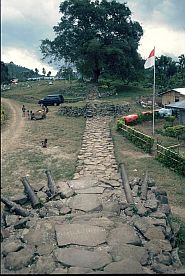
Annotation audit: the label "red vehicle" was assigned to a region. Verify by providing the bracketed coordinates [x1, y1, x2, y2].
[123, 114, 139, 124]
[141, 111, 153, 116]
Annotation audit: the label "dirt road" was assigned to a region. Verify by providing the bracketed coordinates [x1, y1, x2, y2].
[1, 98, 25, 155]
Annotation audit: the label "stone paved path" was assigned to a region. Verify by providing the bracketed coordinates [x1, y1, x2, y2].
[1, 116, 183, 274]
[74, 116, 120, 181]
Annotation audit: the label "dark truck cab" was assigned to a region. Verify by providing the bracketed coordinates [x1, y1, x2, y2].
[38, 94, 64, 106]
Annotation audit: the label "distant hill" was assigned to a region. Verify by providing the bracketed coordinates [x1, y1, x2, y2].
[5, 62, 42, 81]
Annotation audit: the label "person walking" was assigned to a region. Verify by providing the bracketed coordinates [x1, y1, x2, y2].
[27, 109, 30, 119]
[22, 105, 26, 117]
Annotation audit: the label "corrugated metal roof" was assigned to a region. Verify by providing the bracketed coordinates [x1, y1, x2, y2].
[158, 87, 185, 96]
[166, 100, 185, 109]
[172, 88, 185, 95]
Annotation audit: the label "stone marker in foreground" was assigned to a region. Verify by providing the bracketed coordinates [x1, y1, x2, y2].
[54, 248, 112, 269]
[68, 194, 102, 212]
[55, 223, 107, 246]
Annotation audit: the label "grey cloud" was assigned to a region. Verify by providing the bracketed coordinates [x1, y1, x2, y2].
[1, 0, 61, 58]
[123, 0, 185, 30]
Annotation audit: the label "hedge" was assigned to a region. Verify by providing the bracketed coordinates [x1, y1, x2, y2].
[117, 119, 154, 153]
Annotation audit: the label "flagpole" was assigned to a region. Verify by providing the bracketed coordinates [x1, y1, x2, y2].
[152, 46, 155, 136]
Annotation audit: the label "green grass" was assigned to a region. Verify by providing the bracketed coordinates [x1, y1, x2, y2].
[1, 106, 86, 197]
[102, 85, 152, 102]
[171, 215, 185, 264]
[1, 104, 9, 126]
[111, 118, 185, 208]
[1, 80, 89, 104]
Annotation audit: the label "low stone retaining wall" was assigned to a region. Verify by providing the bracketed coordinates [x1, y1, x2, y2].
[58, 103, 130, 117]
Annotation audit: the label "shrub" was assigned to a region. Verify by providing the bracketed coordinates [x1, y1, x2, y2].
[117, 120, 154, 153]
[164, 125, 185, 138]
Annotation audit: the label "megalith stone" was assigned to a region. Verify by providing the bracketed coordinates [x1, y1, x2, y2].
[55, 223, 107, 246]
[68, 194, 102, 212]
[107, 224, 141, 246]
[104, 258, 144, 274]
[54, 248, 112, 269]
[67, 177, 98, 190]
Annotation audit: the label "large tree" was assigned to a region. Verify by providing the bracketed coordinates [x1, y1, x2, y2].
[1, 62, 10, 84]
[40, 0, 143, 82]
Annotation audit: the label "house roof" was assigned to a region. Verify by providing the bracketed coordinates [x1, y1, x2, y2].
[159, 87, 185, 96]
[172, 88, 185, 95]
[166, 100, 185, 110]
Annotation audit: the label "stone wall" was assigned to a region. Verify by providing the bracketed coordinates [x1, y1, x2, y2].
[58, 103, 130, 117]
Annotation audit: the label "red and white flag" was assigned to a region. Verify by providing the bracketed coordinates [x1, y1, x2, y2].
[144, 48, 155, 69]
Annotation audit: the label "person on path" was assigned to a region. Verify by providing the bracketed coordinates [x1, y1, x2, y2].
[22, 105, 26, 117]
[30, 110, 33, 120]
[27, 110, 30, 119]
[41, 138, 47, 148]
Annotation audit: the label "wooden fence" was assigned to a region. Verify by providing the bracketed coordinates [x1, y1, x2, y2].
[119, 124, 154, 153]
[156, 143, 185, 176]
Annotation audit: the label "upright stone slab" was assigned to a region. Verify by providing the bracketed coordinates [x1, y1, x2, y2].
[55, 223, 107, 246]
[68, 177, 99, 190]
[68, 194, 102, 212]
[54, 248, 112, 269]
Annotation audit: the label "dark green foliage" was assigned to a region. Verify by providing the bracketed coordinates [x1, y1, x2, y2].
[156, 125, 185, 139]
[1, 62, 10, 84]
[117, 120, 154, 153]
[156, 145, 185, 176]
[5, 62, 40, 81]
[40, 0, 143, 83]
[144, 54, 185, 92]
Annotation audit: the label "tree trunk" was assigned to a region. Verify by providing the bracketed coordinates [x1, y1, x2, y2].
[92, 68, 101, 83]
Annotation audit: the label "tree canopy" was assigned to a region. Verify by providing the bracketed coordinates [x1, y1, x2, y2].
[40, 0, 143, 82]
[1, 62, 9, 84]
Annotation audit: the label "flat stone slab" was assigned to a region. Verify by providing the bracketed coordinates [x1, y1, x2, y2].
[144, 239, 172, 254]
[68, 194, 102, 212]
[104, 258, 144, 274]
[4, 248, 34, 271]
[54, 248, 112, 269]
[68, 177, 99, 190]
[55, 223, 107, 246]
[88, 217, 115, 228]
[110, 244, 146, 262]
[75, 187, 104, 194]
[68, 267, 93, 274]
[22, 221, 55, 246]
[57, 181, 74, 198]
[107, 224, 141, 246]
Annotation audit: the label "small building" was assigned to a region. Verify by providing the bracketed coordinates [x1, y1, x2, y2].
[10, 78, 18, 84]
[159, 88, 185, 106]
[166, 100, 185, 125]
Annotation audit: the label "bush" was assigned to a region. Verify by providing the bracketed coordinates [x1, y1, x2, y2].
[164, 125, 185, 138]
[117, 119, 154, 153]
[117, 118, 125, 130]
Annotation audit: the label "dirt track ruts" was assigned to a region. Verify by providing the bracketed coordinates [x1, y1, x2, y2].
[1, 98, 25, 155]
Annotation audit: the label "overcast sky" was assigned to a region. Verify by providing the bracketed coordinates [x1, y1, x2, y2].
[1, 0, 185, 76]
